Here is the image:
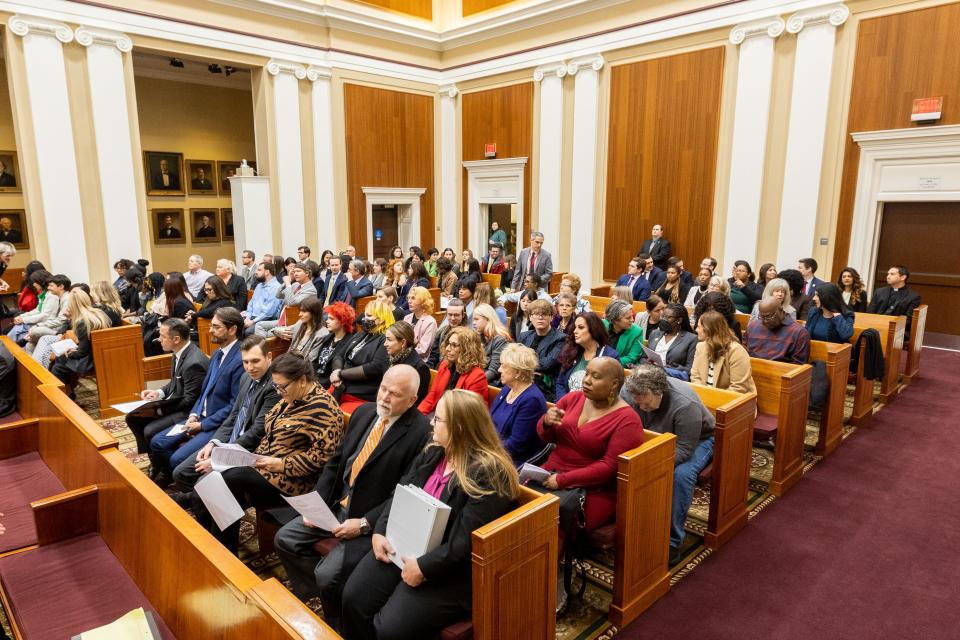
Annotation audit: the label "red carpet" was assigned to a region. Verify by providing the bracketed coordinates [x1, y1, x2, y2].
[620, 348, 960, 640]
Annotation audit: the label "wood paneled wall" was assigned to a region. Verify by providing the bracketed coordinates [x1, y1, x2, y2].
[603, 47, 725, 281]
[463, 0, 516, 16]
[461, 83, 533, 251]
[355, 0, 431, 20]
[833, 3, 960, 275]
[343, 84, 435, 256]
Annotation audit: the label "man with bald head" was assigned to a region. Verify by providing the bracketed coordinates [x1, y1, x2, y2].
[274, 364, 432, 627]
[745, 296, 810, 364]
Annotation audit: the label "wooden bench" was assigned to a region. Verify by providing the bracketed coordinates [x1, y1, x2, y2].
[591, 284, 612, 297]
[90, 324, 147, 419]
[689, 384, 757, 549]
[808, 341, 852, 457]
[354, 295, 375, 312]
[901, 304, 928, 387]
[480, 273, 501, 290]
[749, 358, 812, 496]
[548, 272, 566, 295]
[1, 335, 64, 421]
[585, 295, 646, 315]
[849, 313, 905, 426]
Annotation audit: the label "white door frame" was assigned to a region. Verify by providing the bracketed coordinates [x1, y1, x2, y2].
[361, 187, 426, 260]
[462, 157, 527, 254]
[849, 125, 960, 291]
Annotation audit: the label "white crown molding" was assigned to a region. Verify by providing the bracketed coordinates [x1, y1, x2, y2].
[361, 186, 428, 197]
[75, 26, 133, 52]
[533, 61, 567, 81]
[8, 14, 73, 43]
[266, 59, 307, 78]
[786, 3, 850, 33]
[462, 157, 529, 170]
[438, 84, 458, 98]
[566, 54, 604, 75]
[851, 124, 960, 148]
[306, 64, 333, 81]
[729, 17, 785, 45]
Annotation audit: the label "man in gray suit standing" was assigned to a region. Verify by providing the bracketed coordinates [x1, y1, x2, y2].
[512, 230, 553, 292]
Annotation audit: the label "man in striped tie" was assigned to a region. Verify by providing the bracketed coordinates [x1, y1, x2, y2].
[274, 365, 432, 629]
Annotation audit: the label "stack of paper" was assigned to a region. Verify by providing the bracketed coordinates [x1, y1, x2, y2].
[74, 607, 160, 639]
[519, 463, 551, 484]
[210, 443, 268, 472]
[110, 399, 160, 415]
[50, 338, 78, 357]
[194, 471, 244, 530]
[385, 484, 451, 568]
[283, 491, 341, 531]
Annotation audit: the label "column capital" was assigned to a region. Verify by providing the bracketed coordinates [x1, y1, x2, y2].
[75, 26, 133, 52]
[438, 84, 458, 98]
[266, 59, 307, 79]
[729, 18, 785, 45]
[533, 61, 567, 82]
[566, 54, 604, 76]
[786, 4, 849, 34]
[8, 15, 73, 43]
[306, 64, 332, 81]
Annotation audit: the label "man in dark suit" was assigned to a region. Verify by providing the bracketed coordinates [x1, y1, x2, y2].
[274, 365, 432, 626]
[638, 224, 672, 271]
[149, 308, 245, 485]
[317, 254, 349, 306]
[480, 243, 505, 274]
[639, 252, 666, 292]
[196, 214, 217, 238]
[158, 214, 182, 239]
[512, 231, 553, 291]
[126, 318, 209, 456]
[0, 217, 21, 244]
[170, 335, 280, 497]
[798, 258, 825, 296]
[0, 160, 16, 187]
[615, 256, 653, 302]
[868, 265, 922, 337]
[191, 167, 214, 190]
[152, 158, 181, 191]
[344, 259, 373, 306]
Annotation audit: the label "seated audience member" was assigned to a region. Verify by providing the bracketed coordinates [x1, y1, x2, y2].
[451, 257, 481, 300]
[806, 283, 855, 344]
[137, 272, 165, 316]
[684, 268, 713, 307]
[376, 286, 405, 322]
[90, 280, 124, 327]
[648, 304, 698, 379]
[418, 326, 488, 415]
[474, 282, 507, 325]
[691, 311, 756, 395]
[553, 292, 579, 336]
[481, 243, 505, 274]
[745, 296, 810, 364]
[331, 300, 393, 413]
[384, 257, 405, 291]
[403, 286, 438, 360]
[112, 258, 134, 293]
[867, 265, 922, 338]
[509, 290, 538, 341]
[491, 344, 548, 466]
[656, 264, 690, 305]
[777, 269, 812, 321]
[500, 253, 517, 292]
[369, 258, 387, 291]
[634, 294, 665, 338]
[238, 250, 257, 289]
[757, 262, 779, 289]
[275, 366, 432, 624]
[639, 252, 666, 291]
[341, 390, 518, 640]
[749, 277, 796, 321]
[500, 273, 552, 305]
[616, 257, 653, 302]
[727, 260, 763, 314]
[797, 257, 824, 296]
[435, 256, 458, 297]
[244, 261, 283, 335]
[256, 262, 317, 337]
[24, 274, 70, 347]
[707, 274, 731, 296]
[537, 357, 643, 534]
[424, 248, 440, 277]
[610, 285, 633, 302]
[118, 268, 143, 314]
[315, 302, 355, 388]
[554, 273, 591, 313]
[344, 259, 374, 304]
[700, 257, 718, 274]
[49, 290, 111, 393]
[205, 259, 247, 312]
[0, 341, 16, 419]
[186, 276, 234, 330]
[518, 299, 565, 401]
[556, 312, 619, 397]
[473, 303, 512, 384]
[621, 365, 715, 565]
[693, 291, 743, 342]
[459, 250, 476, 274]
[316, 255, 348, 306]
[838, 267, 868, 313]
[6, 270, 54, 344]
[397, 261, 430, 313]
[603, 300, 644, 365]
[170, 335, 279, 498]
[149, 308, 245, 484]
[297, 246, 312, 261]
[427, 299, 465, 369]
[287, 296, 329, 361]
[456, 278, 478, 321]
[157, 273, 194, 320]
[184, 254, 213, 299]
[667, 257, 695, 288]
[384, 321, 431, 403]
[191, 353, 344, 554]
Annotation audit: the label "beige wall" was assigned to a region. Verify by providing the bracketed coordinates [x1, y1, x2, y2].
[0, 61, 28, 270]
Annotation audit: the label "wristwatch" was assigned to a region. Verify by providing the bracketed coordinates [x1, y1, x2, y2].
[359, 517, 371, 535]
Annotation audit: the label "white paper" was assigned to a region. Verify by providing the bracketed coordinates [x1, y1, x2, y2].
[50, 338, 78, 356]
[211, 445, 267, 472]
[519, 463, 551, 484]
[439, 295, 450, 310]
[385, 484, 451, 569]
[110, 399, 150, 414]
[282, 491, 341, 532]
[642, 345, 665, 368]
[165, 423, 187, 437]
[194, 471, 245, 531]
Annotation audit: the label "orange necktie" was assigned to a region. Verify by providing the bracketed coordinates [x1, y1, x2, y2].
[340, 417, 387, 506]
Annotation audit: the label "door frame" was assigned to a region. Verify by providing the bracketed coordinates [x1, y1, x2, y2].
[462, 157, 527, 256]
[362, 187, 426, 261]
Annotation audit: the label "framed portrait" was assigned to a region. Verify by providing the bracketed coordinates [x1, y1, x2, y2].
[221, 208, 234, 241]
[0, 210, 28, 249]
[0, 151, 21, 193]
[185, 159, 217, 195]
[190, 208, 220, 243]
[151, 208, 185, 245]
[216, 160, 256, 195]
[144, 151, 185, 196]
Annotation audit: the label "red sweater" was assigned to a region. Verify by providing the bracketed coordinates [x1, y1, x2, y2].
[418, 360, 489, 414]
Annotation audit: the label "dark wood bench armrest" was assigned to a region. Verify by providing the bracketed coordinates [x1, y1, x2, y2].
[31, 485, 99, 546]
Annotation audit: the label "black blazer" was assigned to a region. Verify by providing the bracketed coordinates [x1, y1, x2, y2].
[315, 403, 432, 525]
[315, 333, 352, 388]
[639, 238, 672, 270]
[374, 446, 516, 584]
[209, 370, 280, 450]
[647, 330, 698, 376]
[158, 342, 209, 415]
[390, 349, 431, 403]
[867, 286, 921, 319]
[335, 332, 389, 401]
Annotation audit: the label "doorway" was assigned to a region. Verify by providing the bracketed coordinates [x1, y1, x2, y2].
[486, 203, 516, 255]
[875, 202, 960, 343]
[372, 205, 399, 261]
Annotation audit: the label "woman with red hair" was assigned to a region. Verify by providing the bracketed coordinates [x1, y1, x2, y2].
[313, 301, 355, 389]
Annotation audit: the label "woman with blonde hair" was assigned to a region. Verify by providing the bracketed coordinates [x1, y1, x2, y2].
[749, 277, 796, 321]
[610, 285, 634, 303]
[690, 311, 756, 395]
[474, 282, 507, 324]
[707, 275, 730, 296]
[330, 299, 391, 413]
[50, 289, 111, 391]
[403, 285, 437, 360]
[90, 280, 124, 326]
[342, 389, 518, 640]
[490, 343, 548, 465]
[472, 303, 512, 384]
[418, 326, 488, 414]
[554, 273, 591, 313]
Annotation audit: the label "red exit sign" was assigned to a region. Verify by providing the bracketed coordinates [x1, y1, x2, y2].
[484, 143, 497, 158]
[911, 97, 943, 122]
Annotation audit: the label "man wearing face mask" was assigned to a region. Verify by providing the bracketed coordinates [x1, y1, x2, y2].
[646, 303, 698, 380]
[745, 296, 810, 365]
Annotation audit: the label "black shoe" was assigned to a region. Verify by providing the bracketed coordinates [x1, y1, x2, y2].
[169, 491, 193, 509]
[669, 545, 684, 567]
[153, 472, 172, 488]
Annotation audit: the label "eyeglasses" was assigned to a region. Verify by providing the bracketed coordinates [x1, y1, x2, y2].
[447, 341, 461, 349]
[272, 380, 292, 393]
[430, 415, 446, 427]
[530, 313, 550, 318]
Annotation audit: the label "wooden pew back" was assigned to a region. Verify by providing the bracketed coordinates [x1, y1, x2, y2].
[590, 285, 612, 297]
[1, 336, 63, 419]
[354, 295, 375, 313]
[807, 341, 852, 457]
[285, 305, 300, 326]
[480, 273, 500, 289]
[586, 295, 645, 315]
[548, 272, 566, 295]
[90, 324, 146, 418]
[903, 304, 928, 385]
[197, 316, 215, 355]
[851, 311, 906, 413]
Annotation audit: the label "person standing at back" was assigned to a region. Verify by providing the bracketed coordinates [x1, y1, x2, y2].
[512, 231, 553, 292]
[638, 223, 672, 271]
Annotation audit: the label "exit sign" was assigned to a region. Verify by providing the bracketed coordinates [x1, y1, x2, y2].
[484, 143, 497, 158]
[912, 97, 943, 122]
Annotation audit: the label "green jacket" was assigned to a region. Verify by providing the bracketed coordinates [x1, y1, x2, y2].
[603, 320, 645, 366]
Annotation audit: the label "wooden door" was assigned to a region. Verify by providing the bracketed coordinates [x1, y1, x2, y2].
[372, 205, 399, 261]
[875, 202, 960, 335]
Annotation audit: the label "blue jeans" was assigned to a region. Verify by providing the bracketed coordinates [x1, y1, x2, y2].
[671, 436, 714, 548]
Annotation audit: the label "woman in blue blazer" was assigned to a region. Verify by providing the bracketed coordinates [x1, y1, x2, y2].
[805, 283, 855, 344]
[490, 344, 549, 465]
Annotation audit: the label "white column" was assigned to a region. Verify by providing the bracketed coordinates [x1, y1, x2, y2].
[75, 26, 143, 265]
[533, 62, 566, 265]
[230, 175, 273, 261]
[566, 54, 604, 288]
[307, 65, 338, 250]
[721, 19, 784, 274]
[776, 5, 849, 266]
[437, 84, 459, 250]
[8, 15, 90, 281]
[266, 59, 307, 256]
